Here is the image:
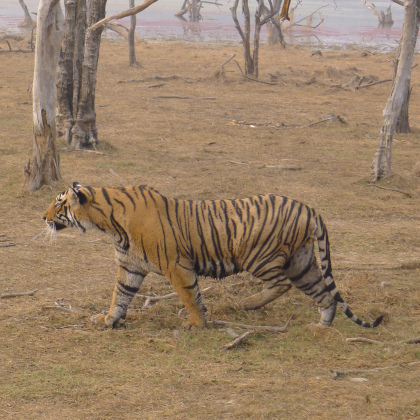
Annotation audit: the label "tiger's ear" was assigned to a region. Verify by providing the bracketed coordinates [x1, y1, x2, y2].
[70, 182, 87, 205]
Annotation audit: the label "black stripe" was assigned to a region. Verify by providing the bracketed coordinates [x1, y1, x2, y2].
[120, 187, 136, 209]
[184, 278, 198, 290]
[118, 281, 139, 295]
[102, 188, 111, 205]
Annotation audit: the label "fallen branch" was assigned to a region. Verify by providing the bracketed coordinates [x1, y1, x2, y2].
[214, 54, 236, 78]
[153, 95, 216, 100]
[358, 79, 392, 89]
[366, 183, 412, 198]
[1, 290, 37, 299]
[308, 113, 347, 127]
[42, 302, 77, 313]
[209, 316, 292, 332]
[118, 75, 182, 84]
[331, 78, 392, 91]
[219, 331, 252, 350]
[346, 337, 385, 345]
[331, 360, 420, 379]
[346, 336, 420, 346]
[228, 160, 301, 170]
[234, 60, 278, 85]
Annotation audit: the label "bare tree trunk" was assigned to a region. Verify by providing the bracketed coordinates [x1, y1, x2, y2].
[263, 0, 285, 47]
[232, 0, 281, 77]
[396, 85, 412, 133]
[24, 0, 63, 192]
[71, 0, 107, 149]
[370, 0, 419, 181]
[56, 0, 107, 149]
[231, 0, 254, 76]
[129, 0, 139, 66]
[56, 0, 86, 145]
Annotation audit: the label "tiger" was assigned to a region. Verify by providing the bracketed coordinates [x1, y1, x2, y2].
[42, 182, 383, 330]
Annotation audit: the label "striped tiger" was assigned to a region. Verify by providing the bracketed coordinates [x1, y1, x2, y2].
[42, 182, 383, 329]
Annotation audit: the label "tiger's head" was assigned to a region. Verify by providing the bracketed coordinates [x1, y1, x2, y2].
[43, 182, 92, 232]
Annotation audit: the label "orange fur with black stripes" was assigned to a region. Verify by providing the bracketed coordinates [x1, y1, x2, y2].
[43, 183, 383, 329]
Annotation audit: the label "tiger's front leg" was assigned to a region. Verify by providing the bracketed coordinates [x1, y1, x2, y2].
[166, 265, 207, 329]
[91, 265, 144, 327]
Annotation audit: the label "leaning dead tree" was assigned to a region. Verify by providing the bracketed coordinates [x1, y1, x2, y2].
[371, 0, 420, 181]
[362, 1, 394, 25]
[24, 0, 64, 192]
[18, 0, 35, 28]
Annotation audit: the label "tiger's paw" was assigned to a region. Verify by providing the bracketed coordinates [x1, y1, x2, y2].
[181, 318, 207, 332]
[90, 313, 119, 328]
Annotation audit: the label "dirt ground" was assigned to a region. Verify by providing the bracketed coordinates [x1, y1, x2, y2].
[0, 35, 420, 419]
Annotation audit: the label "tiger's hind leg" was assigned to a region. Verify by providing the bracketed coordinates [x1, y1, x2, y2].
[284, 241, 336, 326]
[91, 265, 144, 327]
[240, 269, 292, 310]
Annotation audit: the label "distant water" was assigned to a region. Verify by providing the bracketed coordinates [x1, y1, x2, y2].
[0, 0, 413, 51]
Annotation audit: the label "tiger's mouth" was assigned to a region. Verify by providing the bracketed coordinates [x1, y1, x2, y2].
[45, 220, 67, 231]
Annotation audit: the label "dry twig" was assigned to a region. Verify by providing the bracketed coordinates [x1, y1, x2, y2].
[42, 302, 77, 313]
[228, 160, 301, 171]
[1, 290, 37, 299]
[346, 336, 420, 346]
[219, 331, 252, 350]
[233, 60, 278, 85]
[366, 183, 412, 197]
[153, 95, 216, 100]
[209, 316, 292, 332]
[331, 361, 420, 379]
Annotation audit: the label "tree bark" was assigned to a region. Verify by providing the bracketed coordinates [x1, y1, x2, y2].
[129, 0, 139, 66]
[56, 0, 86, 145]
[56, 0, 106, 149]
[71, 0, 107, 149]
[370, 0, 419, 181]
[24, 0, 63, 192]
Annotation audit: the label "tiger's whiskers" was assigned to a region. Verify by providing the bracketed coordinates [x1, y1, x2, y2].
[32, 223, 57, 242]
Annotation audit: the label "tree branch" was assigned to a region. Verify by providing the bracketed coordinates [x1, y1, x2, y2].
[1, 290, 37, 298]
[209, 316, 292, 332]
[88, 0, 159, 32]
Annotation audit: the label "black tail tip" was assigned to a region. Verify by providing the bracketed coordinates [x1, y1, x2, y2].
[371, 314, 384, 328]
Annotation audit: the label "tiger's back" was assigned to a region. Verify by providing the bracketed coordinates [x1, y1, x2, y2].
[43, 183, 383, 329]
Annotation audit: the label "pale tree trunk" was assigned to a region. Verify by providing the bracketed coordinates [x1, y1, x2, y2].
[56, 0, 107, 149]
[129, 0, 139, 66]
[24, 0, 64, 192]
[370, 0, 419, 181]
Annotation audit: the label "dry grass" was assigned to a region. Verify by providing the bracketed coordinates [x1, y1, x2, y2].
[0, 36, 419, 419]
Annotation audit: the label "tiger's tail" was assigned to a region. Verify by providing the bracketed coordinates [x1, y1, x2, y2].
[314, 213, 383, 328]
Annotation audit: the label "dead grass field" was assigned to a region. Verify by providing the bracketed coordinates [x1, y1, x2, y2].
[0, 36, 419, 419]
